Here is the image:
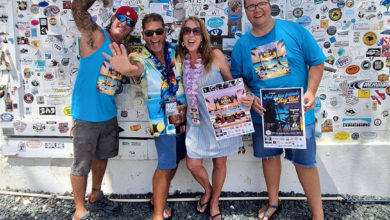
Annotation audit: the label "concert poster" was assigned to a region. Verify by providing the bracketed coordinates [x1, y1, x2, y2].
[202, 78, 254, 141]
[260, 87, 306, 149]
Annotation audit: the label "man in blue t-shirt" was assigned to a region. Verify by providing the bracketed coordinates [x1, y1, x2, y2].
[231, 0, 325, 219]
[70, 1, 138, 219]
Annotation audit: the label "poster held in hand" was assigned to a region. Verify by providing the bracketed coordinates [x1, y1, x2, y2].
[260, 87, 306, 149]
[202, 78, 254, 141]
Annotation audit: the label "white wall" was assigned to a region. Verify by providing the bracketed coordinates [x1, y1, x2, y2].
[1, 141, 389, 197]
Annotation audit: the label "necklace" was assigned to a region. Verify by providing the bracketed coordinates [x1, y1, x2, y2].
[184, 53, 202, 126]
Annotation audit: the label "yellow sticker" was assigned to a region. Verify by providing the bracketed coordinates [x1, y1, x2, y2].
[362, 32, 377, 46]
[358, 90, 370, 98]
[63, 106, 71, 116]
[334, 132, 350, 141]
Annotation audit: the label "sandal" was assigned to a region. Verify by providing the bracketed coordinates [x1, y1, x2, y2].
[258, 203, 280, 220]
[196, 194, 211, 214]
[148, 200, 173, 220]
[209, 212, 222, 220]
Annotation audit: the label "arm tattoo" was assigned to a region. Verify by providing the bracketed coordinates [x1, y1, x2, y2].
[71, 0, 99, 33]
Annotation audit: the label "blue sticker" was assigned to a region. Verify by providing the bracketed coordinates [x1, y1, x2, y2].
[207, 17, 224, 28]
[329, 36, 336, 43]
[230, 14, 239, 21]
[296, 16, 312, 27]
[1, 113, 14, 122]
[31, 28, 37, 37]
[224, 8, 229, 15]
[38, 1, 49, 7]
[208, 29, 222, 35]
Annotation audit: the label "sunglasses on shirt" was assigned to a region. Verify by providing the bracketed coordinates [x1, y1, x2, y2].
[182, 27, 202, 36]
[144, 28, 165, 37]
[116, 14, 136, 27]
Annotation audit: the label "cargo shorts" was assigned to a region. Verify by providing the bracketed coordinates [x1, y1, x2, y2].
[70, 117, 119, 176]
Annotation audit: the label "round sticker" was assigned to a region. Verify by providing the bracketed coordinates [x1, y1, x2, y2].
[30, 4, 39, 14]
[31, 20, 39, 26]
[323, 41, 331, 48]
[373, 60, 384, 71]
[345, 65, 360, 75]
[43, 6, 60, 17]
[351, 132, 359, 140]
[334, 131, 350, 141]
[386, 86, 390, 95]
[24, 93, 34, 104]
[346, 0, 354, 8]
[271, 5, 280, 17]
[63, 107, 71, 116]
[327, 26, 337, 35]
[362, 32, 377, 46]
[361, 60, 371, 70]
[320, 5, 329, 14]
[373, 119, 382, 126]
[378, 74, 389, 82]
[319, 94, 327, 100]
[49, 17, 57, 25]
[293, 8, 303, 18]
[337, 0, 345, 9]
[329, 8, 342, 21]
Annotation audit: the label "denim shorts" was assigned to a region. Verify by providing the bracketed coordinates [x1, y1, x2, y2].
[71, 117, 119, 176]
[154, 133, 186, 170]
[252, 122, 317, 168]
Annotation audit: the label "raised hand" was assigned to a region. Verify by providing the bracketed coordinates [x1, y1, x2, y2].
[102, 42, 138, 76]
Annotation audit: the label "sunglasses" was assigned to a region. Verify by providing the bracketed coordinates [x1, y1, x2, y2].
[116, 14, 136, 27]
[144, 28, 165, 37]
[182, 27, 202, 36]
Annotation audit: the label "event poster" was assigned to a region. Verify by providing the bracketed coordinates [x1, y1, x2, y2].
[260, 87, 306, 149]
[202, 78, 254, 141]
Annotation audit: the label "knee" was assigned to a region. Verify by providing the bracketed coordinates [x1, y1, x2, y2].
[213, 159, 227, 170]
[186, 160, 202, 173]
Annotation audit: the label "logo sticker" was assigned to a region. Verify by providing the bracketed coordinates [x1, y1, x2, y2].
[362, 32, 377, 46]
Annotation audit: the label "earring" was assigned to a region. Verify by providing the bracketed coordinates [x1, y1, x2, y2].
[181, 42, 185, 47]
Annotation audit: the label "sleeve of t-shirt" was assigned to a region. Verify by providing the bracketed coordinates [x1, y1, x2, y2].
[297, 24, 326, 66]
[231, 40, 243, 79]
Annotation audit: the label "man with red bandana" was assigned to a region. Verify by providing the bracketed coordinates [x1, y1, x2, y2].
[70, 1, 138, 219]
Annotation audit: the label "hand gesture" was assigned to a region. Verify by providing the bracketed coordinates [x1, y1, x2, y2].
[102, 42, 138, 76]
[239, 92, 255, 108]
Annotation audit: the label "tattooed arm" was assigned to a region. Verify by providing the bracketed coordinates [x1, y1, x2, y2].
[71, 0, 105, 57]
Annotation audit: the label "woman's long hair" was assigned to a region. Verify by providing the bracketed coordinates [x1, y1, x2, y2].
[176, 16, 213, 73]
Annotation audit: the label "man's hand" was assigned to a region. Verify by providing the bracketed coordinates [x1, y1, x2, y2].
[303, 91, 316, 112]
[252, 96, 266, 116]
[239, 92, 254, 108]
[102, 42, 138, 76]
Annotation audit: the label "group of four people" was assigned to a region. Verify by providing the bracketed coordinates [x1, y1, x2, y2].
[70, 0, 325, 220]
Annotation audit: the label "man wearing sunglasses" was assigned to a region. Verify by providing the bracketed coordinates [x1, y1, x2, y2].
[103, 13, 186, 220]
[70, 1, 138, 220]
[231, 0, 325, 220]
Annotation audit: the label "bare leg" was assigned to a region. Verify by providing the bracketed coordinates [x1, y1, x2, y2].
[186, 156, 212, 212]
[89, 159, 108, 201]
[258, 156, 281, 219]
[152, 169, 175, 220]
[209, 157, 227, 219]
[70, 174, 88, 220]
[295, 165, 324, 220]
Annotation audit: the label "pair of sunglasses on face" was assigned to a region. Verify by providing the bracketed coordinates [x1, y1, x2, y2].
[182, 27, 202, 36]
[144, 28, 165, 37]
[116, 14, 136, 27]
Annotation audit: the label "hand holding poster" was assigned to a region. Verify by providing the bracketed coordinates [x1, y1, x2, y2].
[202, 78, 254, 141]
[260, 87, 306, 149]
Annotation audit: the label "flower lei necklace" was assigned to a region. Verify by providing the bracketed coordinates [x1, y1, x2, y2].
[184, 52, 203, 126]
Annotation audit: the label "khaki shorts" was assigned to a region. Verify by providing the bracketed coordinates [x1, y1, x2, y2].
[71, 117, 119, 176]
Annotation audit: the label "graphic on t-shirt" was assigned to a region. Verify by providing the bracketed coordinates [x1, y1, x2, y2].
[97, 59, 122, 96]
[251, 40, 290, 80]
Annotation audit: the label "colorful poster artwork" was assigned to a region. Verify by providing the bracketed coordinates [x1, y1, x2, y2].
[202, 78, 254, 141]
[97, 59, 122, 96]
[251, 40, 290, 80]
[260, 87, 306, 149]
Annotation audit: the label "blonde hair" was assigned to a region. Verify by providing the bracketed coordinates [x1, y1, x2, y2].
[176, 16, 213, 73]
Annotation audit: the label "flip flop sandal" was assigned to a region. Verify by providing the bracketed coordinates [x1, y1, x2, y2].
[258, 203, 280, 220]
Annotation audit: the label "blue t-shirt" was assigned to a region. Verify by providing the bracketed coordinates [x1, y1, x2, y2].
[231, 19, 326, 125]
[71, 30, 122, 122]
